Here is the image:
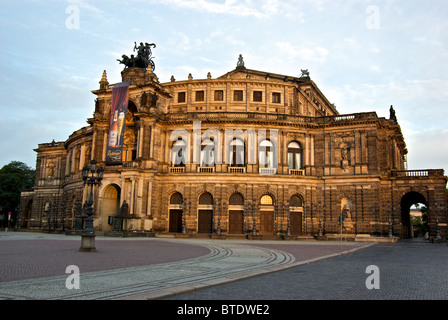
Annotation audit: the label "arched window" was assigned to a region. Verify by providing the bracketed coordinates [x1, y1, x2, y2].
[288, 141, 302, 169]
[170, 192, 183, 205]
[123, 102, 138, 162]
[260, 194, 274, 205]
[229, 193, 244, 205]
[171, 139, 186, 167]
[199, 192, 213, 205]
[201, 138, 215, 167]
[229, 138, 245, 167]
[259, 140, 274, 168]
[290, 195, 303, 207]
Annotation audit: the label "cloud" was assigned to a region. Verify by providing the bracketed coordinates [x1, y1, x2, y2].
[153, 0, 266, 18]
[275, 41, 329, 63]
[151, 0, 305, 19]
[401, 122, 448, 172]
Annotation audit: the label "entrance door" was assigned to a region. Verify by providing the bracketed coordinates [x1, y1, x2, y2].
[102, 184, 121, 232]
[229, 210, 244, 234]
[169, 209, 183, 233]
[290, 212, 303, 235]
[198, 210, 213, 233]
[259, 211, 274, 235]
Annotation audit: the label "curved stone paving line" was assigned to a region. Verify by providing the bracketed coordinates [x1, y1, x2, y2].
[0, 240, 296, 300]
[0, 234, 372, 300]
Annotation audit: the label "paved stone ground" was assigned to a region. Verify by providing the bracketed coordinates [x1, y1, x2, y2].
[1, 232, 446, 301]
[0, 231, 367, 300]
[170, 238, 448, 300]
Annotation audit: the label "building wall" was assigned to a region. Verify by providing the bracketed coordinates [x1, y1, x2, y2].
[18, 64, 447, 240]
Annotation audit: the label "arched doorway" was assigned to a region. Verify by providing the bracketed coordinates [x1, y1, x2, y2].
[169, 192, 183, 233]
[101, 184, 121, 232]
[228, 193, 244, 234]
[198, 192, 213, 233]
[289, 195, 303, 236]
[123, 101, 138, 162]
[23, 200, 33, 228]
[259, 194, 274, 235]
[400, 191, 427, 239]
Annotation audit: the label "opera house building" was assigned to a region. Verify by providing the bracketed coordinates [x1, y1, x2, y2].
[19, 46, 447, 241]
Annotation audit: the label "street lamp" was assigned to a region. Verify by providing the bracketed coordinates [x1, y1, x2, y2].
[79, 160, 103, 252]
[182, 198, 187, 234]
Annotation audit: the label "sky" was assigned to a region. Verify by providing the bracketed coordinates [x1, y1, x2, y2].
[1, 0, 447, 174]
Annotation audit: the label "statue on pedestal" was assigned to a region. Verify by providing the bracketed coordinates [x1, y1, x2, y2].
[117, 42, 156, 71]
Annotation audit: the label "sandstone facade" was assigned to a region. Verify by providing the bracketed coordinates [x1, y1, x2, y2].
[19, 57, 447, 241]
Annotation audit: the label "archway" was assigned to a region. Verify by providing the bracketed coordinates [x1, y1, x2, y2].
[228, 193, 244, 234]
[23, 200, 33, 228]
[123, 101, 138, 162]
[289, 195, 303, 236]
[400, 192, 427, 239]
[259, 194, 274, 235]
[101, 184, 121, 232]
[198, 192, 213, 233]
[169, 192, 183, 233]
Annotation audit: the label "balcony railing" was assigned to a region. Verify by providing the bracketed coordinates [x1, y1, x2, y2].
[198, 166, 215, 173]
[228, 167, 246, 174]
[169, 167, 185, 173]
[162, 111, 379, 124]
[289, 169, 305, 176]
[259, 168, 277, 175]
[390, 169, 445, 177]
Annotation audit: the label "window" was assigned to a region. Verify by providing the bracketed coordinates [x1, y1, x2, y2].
[178, 92, 186, 103]
[234, 90, 243, 101]
[290, 195, 303, 207]
[201, 138, 215, 167]
[253, 91, 263, 102]
[272, 92, 281, 104]
[195, 91, 204, 102]
[171, 139, 186, 167]
[229, 138, 245, 167]
[229, 193, 244, 205]
[260, 194, 273, 205]
[170, 192, 183, 205]
[214, 90, 224, 101]
[288, 141, 302, 169]
[259, 140, 275, 168]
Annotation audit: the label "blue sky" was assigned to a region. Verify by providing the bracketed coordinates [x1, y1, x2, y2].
[1, 0, 447, 174]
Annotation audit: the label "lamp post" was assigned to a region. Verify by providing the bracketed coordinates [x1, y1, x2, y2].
[216, 198, 222, 235]
[182, 198, 187, 234]
[60, 201, 66, 232]
[79, 160, 104, 252]
[434, 201, 441, 241]
[285, 202, 291, 237]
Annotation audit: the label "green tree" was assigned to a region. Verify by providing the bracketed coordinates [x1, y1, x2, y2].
[0, 161, 35, 228]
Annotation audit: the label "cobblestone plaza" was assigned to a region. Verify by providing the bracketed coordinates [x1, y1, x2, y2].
[0, 232, 446, 301]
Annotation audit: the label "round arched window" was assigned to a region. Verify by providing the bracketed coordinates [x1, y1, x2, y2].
[260, 194, 273, 205]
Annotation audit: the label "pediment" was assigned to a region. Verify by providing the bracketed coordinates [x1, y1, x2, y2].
[218, 68, 296, 82]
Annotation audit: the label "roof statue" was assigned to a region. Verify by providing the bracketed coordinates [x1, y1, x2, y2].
[389, 105, 398, 123]
[117, 42, 156, 71]
[236, 54, 245, 69]
[300, 69, 310, 78]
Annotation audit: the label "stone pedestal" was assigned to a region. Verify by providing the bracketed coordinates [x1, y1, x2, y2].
[343, 220, 354, 231]
[79, 234, 96, 252]
[210, 234, 227, 239]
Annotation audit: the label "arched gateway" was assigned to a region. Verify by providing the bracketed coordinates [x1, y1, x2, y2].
[400, 191, 427, 239]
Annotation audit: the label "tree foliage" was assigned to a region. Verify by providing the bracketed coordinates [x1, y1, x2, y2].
[0, 161, 35, 223]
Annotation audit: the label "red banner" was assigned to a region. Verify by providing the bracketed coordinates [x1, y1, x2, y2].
[106, 81, 131, 165]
